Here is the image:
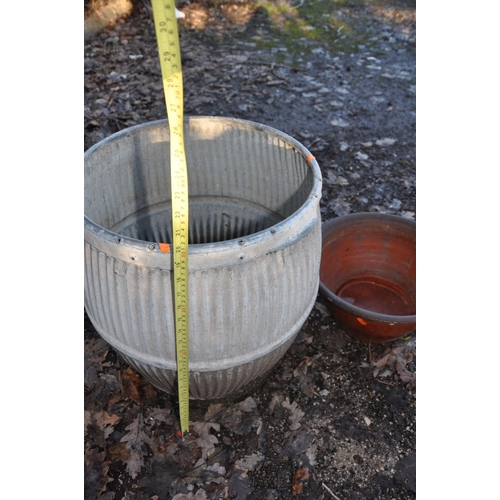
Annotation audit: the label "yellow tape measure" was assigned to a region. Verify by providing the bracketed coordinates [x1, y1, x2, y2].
[151, 0, 189, 435]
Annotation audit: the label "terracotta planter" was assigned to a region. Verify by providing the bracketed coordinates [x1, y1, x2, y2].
[319, 213, 416, 344]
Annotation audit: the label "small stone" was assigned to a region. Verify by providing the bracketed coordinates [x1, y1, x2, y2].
[331, 118, 349, 127]
[355, 151, 369, 160]
[376, 138, 397, 147]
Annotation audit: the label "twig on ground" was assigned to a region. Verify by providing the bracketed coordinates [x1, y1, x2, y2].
[306, 137, 322, 150]
[344, 185, 372, 200]
[377, 379, 396, 387]
[322, 483, 341, 500]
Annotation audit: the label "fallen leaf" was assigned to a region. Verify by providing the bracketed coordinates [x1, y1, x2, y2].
[204, 403, 228, 422]
[84, 410, 121, 448]
[236, 452, 265, 471]
[172, 492, 208, 500]
[205, 402, 243, 431]
[292, 466, 310, 496]
[268, 392, 285, 415]
[107, 441, 131, 463]
[282, 429, 314, 458]
[206, 462, 226, 481]
[122, 367, 157, 405]
[332, 198, 351, 217]
[294, 467, 310, 481]
[147, 406, 173, 426]
[305, 443, 318, 467]
[292, 482, 304, 496]
[84, 337, 109, 364]
[314, 302, 331, 317]
[97, 492, 115, 500]
[84, 362, 98, 391]
[282, 398, 305, 431]
[192, 421, 220, 459]
[175, 434, 203, 470]
[371, 340, 415, 386]
[183, 458, 226, 486]
[205, 399, 261, 436]
[172, 489, 207, 500]
[238, 397, 257, 412]
[84, 447, 113, 499]
[137, 457, 186, 498]
[121, 368, 143, 402]
[228, 466, 252, 500]
[99, 373, 122, 399]
[120, 413, 151, 478]
[292, 354, 324, 397]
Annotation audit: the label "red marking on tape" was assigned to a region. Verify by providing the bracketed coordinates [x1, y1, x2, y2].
[306, 154, 315, 163]
[159, 243, 171, 253]
[357, 317, 367, 325]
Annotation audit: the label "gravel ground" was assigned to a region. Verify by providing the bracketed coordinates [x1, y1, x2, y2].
[84, 1, 416, 498]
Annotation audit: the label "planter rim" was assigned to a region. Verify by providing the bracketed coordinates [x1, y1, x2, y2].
[319, 212, 416, 324]
[321, 212, 416, 232]
[84, 116, 322, 268]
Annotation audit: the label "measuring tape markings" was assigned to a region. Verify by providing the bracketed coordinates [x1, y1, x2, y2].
[151, 0, 190, 435]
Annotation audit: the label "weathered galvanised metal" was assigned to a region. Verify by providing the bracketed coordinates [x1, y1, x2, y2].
[84, 117, 322, 399]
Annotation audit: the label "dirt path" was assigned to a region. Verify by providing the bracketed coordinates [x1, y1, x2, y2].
[85, 1, 416, 498]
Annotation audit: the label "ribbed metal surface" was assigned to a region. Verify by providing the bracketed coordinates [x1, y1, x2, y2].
[85, 117, 322, 400]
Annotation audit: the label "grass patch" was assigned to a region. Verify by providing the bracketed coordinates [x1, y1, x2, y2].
[252, 0, 389, 55]
[183, 0, 415, 59]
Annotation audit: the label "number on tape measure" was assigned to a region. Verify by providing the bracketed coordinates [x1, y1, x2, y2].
[151, 0, 189, 435]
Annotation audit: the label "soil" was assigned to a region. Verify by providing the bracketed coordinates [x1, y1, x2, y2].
[84, 1, 416, 499]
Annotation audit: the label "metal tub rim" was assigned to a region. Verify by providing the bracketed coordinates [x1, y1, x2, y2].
[84, 116, 322, 268]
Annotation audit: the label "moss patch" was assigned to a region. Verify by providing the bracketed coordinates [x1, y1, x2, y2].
[251, 0, 402, 55]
